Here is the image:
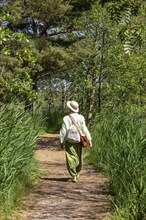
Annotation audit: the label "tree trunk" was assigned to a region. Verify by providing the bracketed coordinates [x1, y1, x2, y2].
[24, 73, 38, 113]
[61, 80, 67, 109]
[87, 86, 96, 125]
[98, 75, 102, 113]
[97, 26, 106, 113]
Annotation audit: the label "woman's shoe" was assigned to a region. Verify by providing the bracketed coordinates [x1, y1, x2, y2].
[76, 174, 79, 179]
[72, 176, 77, 182]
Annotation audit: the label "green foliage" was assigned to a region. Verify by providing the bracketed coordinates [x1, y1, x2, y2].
[102, 49, 146, 110]
[88, 109, 146, 219]
[47, 109, 65, 132]
[99, 0, 146, 54]
[0, 102, 39, 214]
[70, 0, 97, 12]
[33, 98, 65, 133]
[0, 24, 37, 102]
[1, 0, 99, 105]
[22, 0, 72, 32]
[1, 0, 145, 218]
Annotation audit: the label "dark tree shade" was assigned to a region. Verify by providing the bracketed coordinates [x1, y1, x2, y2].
[70, 0, 97, 11]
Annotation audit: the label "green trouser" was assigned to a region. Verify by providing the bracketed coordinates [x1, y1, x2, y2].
[65, 141, 82, 177]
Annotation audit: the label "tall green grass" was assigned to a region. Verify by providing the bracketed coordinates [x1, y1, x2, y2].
[33, 102, 66, 133]
[0, 102, 39, 216]
[88, 109, 146, 219]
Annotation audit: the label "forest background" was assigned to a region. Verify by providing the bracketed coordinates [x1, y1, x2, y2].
[0, 0, 146, 219]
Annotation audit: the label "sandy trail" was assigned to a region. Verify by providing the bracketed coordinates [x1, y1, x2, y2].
[14, 134, 110, 220]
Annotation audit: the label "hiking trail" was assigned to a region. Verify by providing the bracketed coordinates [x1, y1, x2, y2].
[14, 134, 111, 220]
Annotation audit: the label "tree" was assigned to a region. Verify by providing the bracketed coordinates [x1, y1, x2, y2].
[60, 2, 112, 121]
[0, 11, 37, 104]
[99, 0, 146, 54]
[0, 0, 98, 106]
[61, 1, 146, 119]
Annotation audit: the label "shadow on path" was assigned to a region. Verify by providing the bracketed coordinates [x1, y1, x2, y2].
[41, 177, 71, 182]
[13, 134, 111, 220]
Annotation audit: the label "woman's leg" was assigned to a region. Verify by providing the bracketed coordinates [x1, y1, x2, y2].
[65, 142, 81, 177]
[76, 145, 82, 174]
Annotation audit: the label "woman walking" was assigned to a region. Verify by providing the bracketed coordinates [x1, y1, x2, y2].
[60, 101, 92, 182]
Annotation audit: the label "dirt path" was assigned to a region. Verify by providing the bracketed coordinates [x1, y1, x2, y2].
[14, 134, 110, 220]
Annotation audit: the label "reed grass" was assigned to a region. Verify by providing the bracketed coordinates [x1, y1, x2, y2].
[0, 102, 39, 216]
[88, 109, 146, 219]
[32, 103, 64, 133]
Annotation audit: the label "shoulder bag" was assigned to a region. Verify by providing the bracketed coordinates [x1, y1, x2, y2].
[69, 115, 87, 148]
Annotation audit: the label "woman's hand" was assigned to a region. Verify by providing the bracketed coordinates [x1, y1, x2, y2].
[89, 141, 93, 148]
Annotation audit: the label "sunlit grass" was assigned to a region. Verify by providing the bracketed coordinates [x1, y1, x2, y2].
[88, 109, 146, 219]
[0, 103, 39, 215]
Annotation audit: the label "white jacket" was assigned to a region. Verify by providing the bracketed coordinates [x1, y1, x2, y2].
[60, 113, 92, 144]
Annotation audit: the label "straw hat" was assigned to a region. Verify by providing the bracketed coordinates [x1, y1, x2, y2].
[67, 101, 79, 113]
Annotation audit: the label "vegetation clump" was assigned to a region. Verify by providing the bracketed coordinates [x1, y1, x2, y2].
[89, 109, 146, 219]
[0, 103, 39, 217]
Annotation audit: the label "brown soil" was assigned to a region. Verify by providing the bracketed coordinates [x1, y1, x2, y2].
[13, 134, 111, 220]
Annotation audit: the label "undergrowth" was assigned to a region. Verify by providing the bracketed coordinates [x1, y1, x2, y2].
[87, 108, 146, 219]
[0, 102, 39, 218]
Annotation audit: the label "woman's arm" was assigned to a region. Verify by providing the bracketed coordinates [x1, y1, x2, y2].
[80, 116, 92, 147]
